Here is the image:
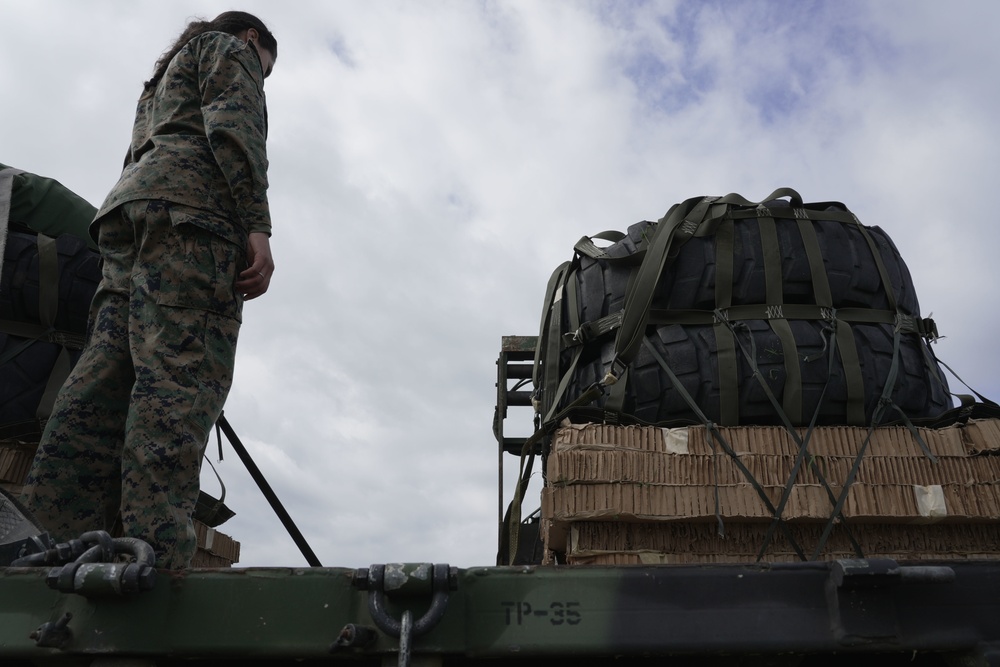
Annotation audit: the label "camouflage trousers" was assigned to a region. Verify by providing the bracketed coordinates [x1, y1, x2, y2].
[20, 200, 243, 569]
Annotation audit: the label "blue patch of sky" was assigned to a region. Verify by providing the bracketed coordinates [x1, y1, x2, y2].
[604, 0, 899, 123]
[616, 1, 715, 114]
[328, 35, 356, 68]
[739, 0, 899, 125]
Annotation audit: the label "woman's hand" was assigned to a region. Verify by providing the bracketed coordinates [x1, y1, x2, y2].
[236, 232, 274, 300]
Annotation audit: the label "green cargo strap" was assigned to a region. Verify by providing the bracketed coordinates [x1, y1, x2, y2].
[716, 187, 805, 210]
[842, 216, 901, 426]
[644, 303, 912, 335]
[0, 320, 85, 351]
[834, 317, 867, 425]
[715, 315, 866, 560]
[573, 230, 628, 261]
[506, 382, 605, 564]
[796, 218, 833, 309]
[930, 352, 999, 409]
[713, 218, 740, 425]
[1, 168, 25, 282]
[608, 196, 711, 384]
[729, 206, 858, 225]
[37, 348, 72, 420]
[540, 226, 658, 425]
[505, 429, 540, 565]
[853, 218, 899, 313]
[36, 234, 59, 329]
[645, 305, 908, 328]
[33, 233, 67, 419]
[546, 253, 596, 423]
[563, 311, 623, 347]
[602, 368, 629, 423]
[706, 191, 808, 427]
[747, 201, 866, 428]
[759, 214, 802, 424]
[754, 320, 865, 561]
[810, 320, 931, 560]
[1, 173, 74, 421]
[548, 259, 586, 422]
[796, 212, 872, 427]
[533, 261, 571, 419]
[640, 337, 808, 560]
[0, 168, 26, 256]
[561, 302, 923, 348]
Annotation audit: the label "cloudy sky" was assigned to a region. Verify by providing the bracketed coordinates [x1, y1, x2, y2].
[3, 0, 999, 568]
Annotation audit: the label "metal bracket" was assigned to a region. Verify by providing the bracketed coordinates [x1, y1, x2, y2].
[352, 563, 457, 667]
[29, 612, 72, 649]
[37, 531, 157, 598]
[826, 558, 955, 647]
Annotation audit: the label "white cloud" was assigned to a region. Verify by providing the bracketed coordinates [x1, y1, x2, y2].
[3, 0, 999, 568]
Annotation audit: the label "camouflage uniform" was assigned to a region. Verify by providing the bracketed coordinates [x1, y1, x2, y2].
[21, 32, 271, 569]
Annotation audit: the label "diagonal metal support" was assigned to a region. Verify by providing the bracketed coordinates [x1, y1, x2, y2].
[216, 412, 322, 567]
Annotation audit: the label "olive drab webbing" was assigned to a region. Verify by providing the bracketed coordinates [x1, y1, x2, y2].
[511, 188, 959, 563]
[0, 167, 84, 427]
[0, 168, 24, 263]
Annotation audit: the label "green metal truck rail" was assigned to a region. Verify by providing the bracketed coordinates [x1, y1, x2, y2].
[2, 558, 999, 665]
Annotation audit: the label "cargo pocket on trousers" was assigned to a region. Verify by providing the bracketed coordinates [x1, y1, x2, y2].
[157, 206, 244, 323]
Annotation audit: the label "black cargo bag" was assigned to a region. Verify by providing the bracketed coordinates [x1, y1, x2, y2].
[0, 167, 100, 439]
[533, 188, 953, 429]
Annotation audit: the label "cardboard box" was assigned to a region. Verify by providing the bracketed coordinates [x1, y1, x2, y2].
[564, 521, 1000, 565]
[541, 419, 1000, 561]
[543, 483, 1000, 534]
[0, 441, 36, 485]
[963, 419, 1000, 454]
[550, 421, 974, 458]
[192, 520, 241, 567]
[548, 449, 1000, 487]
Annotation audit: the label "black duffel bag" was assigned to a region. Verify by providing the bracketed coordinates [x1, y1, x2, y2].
[533, 188, 953, 428]
[0, 229, 99, 437]
[0, 166, 100, 438]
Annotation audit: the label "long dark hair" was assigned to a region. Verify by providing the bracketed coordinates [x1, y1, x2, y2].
[143, 11, 277, 94]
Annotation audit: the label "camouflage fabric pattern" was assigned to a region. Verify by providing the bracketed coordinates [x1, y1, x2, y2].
[20, 200, 243, 569]
[95, 31, 271, 247]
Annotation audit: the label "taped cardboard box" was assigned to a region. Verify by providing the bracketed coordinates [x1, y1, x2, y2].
[543, 481, 1000, 535]
[192, 520, 241, 567]
[566, 548, 1000, 565]
[566, 521, 1000, 560]
[564, 521, 1000, 564]
[0, 441, 36, 486]
[964, 419, 1000, 454]
[543, 480, 1000, 522]
[542, 420, 1000, 562]
[548, 449, 1000, 488]
[551, 420, 982, 458]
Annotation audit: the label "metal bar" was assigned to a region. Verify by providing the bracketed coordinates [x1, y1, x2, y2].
[501, 437, 537, 455]
[504, 364, 533, 379]
[216, 413, 322, 567]
[506, 390, 533, 406]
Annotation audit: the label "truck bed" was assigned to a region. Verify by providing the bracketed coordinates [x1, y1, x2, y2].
[2, 557, 999, 665]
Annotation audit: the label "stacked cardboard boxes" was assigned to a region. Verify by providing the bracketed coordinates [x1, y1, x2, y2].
[541, 419, 1000, 564]
[1, 439, 240, 567]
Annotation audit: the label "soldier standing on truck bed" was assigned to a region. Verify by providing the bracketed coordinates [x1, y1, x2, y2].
[20, 11, 278, 570]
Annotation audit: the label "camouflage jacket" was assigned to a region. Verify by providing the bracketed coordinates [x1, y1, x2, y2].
[95, 32, 270, 246]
